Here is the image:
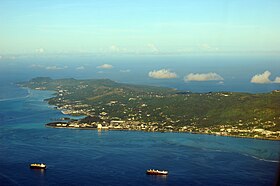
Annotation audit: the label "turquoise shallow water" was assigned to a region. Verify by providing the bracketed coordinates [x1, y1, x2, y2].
[0, 89, 279, 185]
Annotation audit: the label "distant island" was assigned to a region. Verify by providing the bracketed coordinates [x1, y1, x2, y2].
[20, 77, 280, 140]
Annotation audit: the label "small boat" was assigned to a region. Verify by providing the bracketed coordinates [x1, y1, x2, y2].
[30, 163, 46, 169]
[146, 169, 168, 175]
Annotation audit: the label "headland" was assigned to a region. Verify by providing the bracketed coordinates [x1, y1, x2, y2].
[20, 77, 280, 140]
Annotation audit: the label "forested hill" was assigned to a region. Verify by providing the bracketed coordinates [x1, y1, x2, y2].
[20, 77, 280, 139]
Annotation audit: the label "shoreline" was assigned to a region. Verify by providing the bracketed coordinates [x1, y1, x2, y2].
[45, 124, 280, 141]
[20, 79, 280, 142]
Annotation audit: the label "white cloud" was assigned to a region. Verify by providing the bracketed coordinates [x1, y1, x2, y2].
[147, 43, 159, 53]
[110, 45, 120, 52]
[35, 48, 45, 54]
[148, 69, 177, 79]
[251, 71, 272, 84]
[46, 66, 68, 70]
[97, 64, 113, 69]
[274, 77, 280, 83]
[251, 71, 280, 84]
[184, 72, 224, 82]
[108, 45, 128, 53]
[0, 55, 2, 60]
[76, 66, 85, 70]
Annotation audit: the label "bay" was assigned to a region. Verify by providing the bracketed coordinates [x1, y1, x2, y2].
[0, 88, 279, 186]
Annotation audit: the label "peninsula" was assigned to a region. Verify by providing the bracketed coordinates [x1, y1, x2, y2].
[20, 77, 280, 140]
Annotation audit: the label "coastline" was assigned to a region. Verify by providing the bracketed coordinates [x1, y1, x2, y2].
[45, 123, 280, 141]
[20, 78, 280, 142]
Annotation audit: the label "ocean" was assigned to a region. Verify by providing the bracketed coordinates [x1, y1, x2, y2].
[0, 55, 280, 185]
[0, 55, 280, 94]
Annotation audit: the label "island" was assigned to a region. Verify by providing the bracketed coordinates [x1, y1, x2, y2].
[20, 77, 280, 140]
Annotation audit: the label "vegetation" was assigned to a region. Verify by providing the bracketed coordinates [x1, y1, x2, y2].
[20, 77, 280, 140]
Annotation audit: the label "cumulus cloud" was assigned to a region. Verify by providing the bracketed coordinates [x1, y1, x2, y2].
[147, 43, 159, 53]
[46, 66, 68, 70]
[148, 69, 177, 79]
[251, 71, 272, 84]
[274, 77, 280, 83]
[76, 66, 85, 70]
[35, 48, 45, 54]
[108, 45, 128, 53]
[110, 45, 120, 52]
[184, 72, 224, 82]
[251, 71, 280, 84]
[97, 64, 113, 69]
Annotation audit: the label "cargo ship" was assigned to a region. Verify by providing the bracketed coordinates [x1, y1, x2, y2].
[146, 169, 168, 175]
[30, 163, 46, 169]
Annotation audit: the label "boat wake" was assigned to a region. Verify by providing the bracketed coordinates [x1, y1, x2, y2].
[0, 95, 29, 102]
[0, 172, 20, 186]
[0, 88, 31, 102]
[207, 148, 279, 163]
[242, 153, 279, 163]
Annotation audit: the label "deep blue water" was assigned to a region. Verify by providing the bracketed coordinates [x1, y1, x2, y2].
[0, 85, 279, 185]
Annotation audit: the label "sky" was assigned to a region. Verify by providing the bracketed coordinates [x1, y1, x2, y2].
[1, 0, 280, 56]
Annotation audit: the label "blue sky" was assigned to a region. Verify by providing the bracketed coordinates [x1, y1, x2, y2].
[0, 0, 280, 55]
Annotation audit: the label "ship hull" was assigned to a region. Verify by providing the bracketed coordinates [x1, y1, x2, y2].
[30, 166, 46, 169]
[146, 170, 168, 175]
[146, 172, 167, 175]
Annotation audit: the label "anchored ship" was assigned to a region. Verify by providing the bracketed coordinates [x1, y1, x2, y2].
[30, 163, 46, 169]
[146, 169, 168, 175]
